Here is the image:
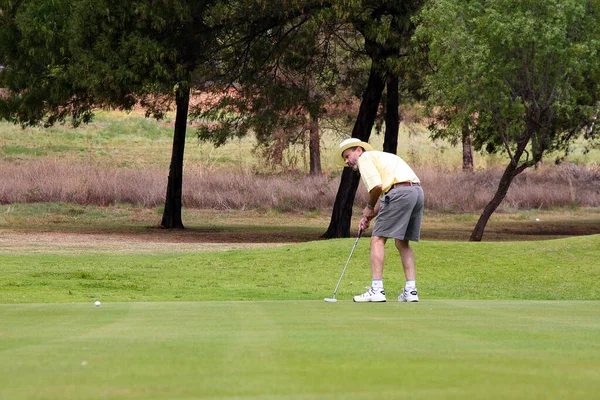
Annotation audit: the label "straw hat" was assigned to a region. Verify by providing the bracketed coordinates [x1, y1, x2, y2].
[335, 138, 374, 166]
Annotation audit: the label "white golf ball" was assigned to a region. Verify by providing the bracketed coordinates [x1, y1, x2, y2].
[535, 218, 540, 222]
[94, 301, 101, 307]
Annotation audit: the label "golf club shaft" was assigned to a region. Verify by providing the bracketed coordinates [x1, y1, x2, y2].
[332, 229, 362, 296]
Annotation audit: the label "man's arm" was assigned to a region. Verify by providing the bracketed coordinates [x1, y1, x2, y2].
[360, 185, 382, 231]
[366, 185, 382, 209]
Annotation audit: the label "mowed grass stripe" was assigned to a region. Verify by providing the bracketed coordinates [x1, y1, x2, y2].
[1, 235, 599, 303]
[0, 301, 598, 400]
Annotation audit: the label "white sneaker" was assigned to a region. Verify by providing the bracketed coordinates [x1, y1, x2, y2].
[398, 288, 419, 302]
[353, 287, 386, 302]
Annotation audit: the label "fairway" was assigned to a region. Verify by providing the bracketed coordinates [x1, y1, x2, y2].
[1, 232, 599, 399]
[1, 301, 598, 400]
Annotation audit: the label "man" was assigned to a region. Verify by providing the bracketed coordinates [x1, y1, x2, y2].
[336, 138, 424, 302]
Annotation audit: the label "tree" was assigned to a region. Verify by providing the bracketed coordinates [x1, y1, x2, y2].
[417, 0, 600, 241]
[0, 0, 93, 126]
[1, 0, 426, 237]
[0, 0, 219, 229]
[383, 76, 399, 154]
[382, 5, 428, 155]
[323, 0, 425, 238]
[323, 50, 388, 238]
[427, 108, 476, 171]
[461, 122, 474, 172]
[194, 2, 364, 175]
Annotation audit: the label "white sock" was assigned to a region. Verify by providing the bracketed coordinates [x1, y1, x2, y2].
[372, 279, 384, 291]
[405, 280, 416, 289]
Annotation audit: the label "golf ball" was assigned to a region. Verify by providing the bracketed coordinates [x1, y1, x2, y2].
[94, 301, 101, 307]
[535, 218, 540, 222]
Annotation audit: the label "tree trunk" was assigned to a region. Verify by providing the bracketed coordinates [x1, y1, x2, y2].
[160, 84, 190, 229]
[323, 168, 362, 237]
[462, 122, 474, 172]
[308, 111, 322, 176]
[470, 156, 528, 241]
[383, 75, 399, 154]
[322, 61, 386, 238]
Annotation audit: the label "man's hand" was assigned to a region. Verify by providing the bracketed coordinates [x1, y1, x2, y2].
[362, 206, 375, 221]
[359, 216, 370, 231]
[360, 206, 376, 231]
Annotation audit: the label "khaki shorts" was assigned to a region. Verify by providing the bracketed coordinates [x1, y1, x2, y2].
[372, 186, 424, 241]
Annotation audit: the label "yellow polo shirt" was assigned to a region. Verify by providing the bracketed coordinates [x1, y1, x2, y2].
[357, 150, 420, 194]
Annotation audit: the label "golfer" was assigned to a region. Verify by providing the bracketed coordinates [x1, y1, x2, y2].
[337, 138, 424, 302]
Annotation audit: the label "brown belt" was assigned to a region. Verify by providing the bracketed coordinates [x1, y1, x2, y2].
[386, 182, 420, 195]
[391, 182, 420, 188]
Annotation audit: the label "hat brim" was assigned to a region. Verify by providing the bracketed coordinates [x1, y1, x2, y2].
[335, 140, 374, 166]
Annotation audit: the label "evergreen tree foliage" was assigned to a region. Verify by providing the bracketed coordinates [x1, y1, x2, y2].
[0, 0, 220, 228]
[193, 0, 367, 174]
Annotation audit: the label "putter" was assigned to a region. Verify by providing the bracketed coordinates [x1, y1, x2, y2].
[324, 229, 363, 303]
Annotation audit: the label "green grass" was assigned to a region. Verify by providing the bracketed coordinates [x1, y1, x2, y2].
[1, 230, 599, 399]
[0, 110, 261, 170]
[0, 301, 598, 400]
[1, 235, 599, 303]
[4, 110, 599, 173]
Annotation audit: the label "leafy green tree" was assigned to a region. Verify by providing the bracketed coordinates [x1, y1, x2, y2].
[0, 0, 219, 229]
[417, 0, 600, 241]
[0, 0, 91, 126]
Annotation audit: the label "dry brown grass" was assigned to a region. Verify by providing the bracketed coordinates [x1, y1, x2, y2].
[1, 159, 599, 212]
[421, 163, 600, 212]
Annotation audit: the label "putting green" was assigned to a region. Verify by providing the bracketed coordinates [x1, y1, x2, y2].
[1, 300, 598, 399]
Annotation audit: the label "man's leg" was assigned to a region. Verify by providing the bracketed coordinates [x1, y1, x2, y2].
[353, 235, 387, 302]
[396, 239, 419, 302]
[395, 239, 415, 280]
[370, 235, 387, 279]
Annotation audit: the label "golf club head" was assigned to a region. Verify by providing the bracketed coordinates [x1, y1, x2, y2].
[324, 298, 338, 303]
